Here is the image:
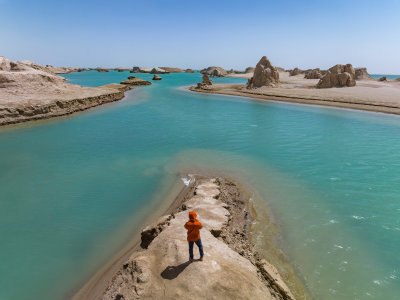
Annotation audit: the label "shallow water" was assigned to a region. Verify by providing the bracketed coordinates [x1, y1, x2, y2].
[1, 71, 399, 299]
[371, 74, 400, 80]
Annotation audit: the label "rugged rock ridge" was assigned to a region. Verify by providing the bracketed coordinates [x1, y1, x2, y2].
[102, 178, 294, 300]
[247, 56, 280, 88]
[317, 64, 356, 88]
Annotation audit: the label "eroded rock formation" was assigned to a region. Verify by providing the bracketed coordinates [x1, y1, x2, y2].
[0, 60, 65, 88]
[202, 74, 212, 85]
[120, 76, 151, 86]
[244, 67, 255, 73]
[159, 67, 184, 73]
[0, 56, 11, 71]
[355, 68, 372, 80]
[289, 67, 302, 76]
[150, 67, 169, 74]
[131, 66, 152, 73]
[247, 56, 280, 88]
[304, 68, 323, 79]
[317, 64, 356, 88]
[200, 66, 227, 77]
[196, 74, 212, 89]
[152, 74, 162, 80]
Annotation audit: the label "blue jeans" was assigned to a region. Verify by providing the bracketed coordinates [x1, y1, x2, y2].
[189, 238, 204, 259]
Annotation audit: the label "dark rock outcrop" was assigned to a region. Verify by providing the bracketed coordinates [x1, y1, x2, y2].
[185, 69, 194, 73]
[140, 215, 173, 249]
[152, 74, 162, 80]
[97, 68, 108, 73]
[317, 64, 356, 88]
[247, 56, 280, 88]
[379, 76, 387, 81]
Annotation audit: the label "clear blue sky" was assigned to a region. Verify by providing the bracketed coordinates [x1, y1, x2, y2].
[1, 0, 399, 74]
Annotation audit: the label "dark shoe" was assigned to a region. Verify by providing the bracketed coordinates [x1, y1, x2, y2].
[199, 256, 204, 261]
[189, 257, 194, 262]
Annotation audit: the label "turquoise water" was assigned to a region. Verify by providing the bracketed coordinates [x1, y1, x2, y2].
[1, 71, 400, 299]
[371, 74, 400, 80]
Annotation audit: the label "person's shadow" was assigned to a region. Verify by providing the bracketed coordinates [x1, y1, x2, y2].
[160, 260, 199, 280]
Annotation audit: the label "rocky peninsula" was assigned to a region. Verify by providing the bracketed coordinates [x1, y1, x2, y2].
[74, 176, 295, 300]
[192, 56, 400, 116]
[0, 56, 137, 126]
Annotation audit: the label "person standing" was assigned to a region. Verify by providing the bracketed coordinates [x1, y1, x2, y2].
[184, 211, 204, 261]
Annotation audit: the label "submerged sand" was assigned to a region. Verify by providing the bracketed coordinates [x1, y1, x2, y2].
[74, 176, 298, 300]
[198, 72, 400, 115]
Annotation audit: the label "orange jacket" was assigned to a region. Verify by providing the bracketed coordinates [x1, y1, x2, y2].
[184, 211, 203, 242]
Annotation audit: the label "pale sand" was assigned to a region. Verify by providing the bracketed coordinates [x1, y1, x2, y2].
[215, 72, 400, 115]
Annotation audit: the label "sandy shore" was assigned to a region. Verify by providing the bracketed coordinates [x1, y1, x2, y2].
[197, 72, 400, 115]
[73, 175, 298, 300]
